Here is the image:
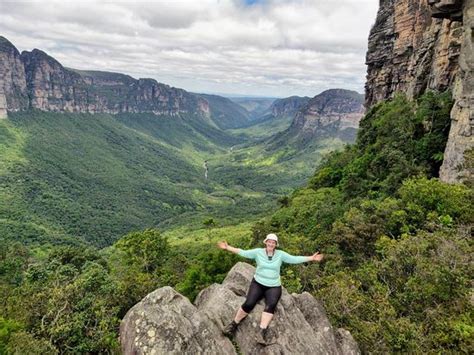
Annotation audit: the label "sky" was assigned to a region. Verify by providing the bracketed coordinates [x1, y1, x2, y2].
[0, 0, 379, 98]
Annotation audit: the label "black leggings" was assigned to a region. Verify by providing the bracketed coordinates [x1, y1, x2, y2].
[241, 278, 282, 314]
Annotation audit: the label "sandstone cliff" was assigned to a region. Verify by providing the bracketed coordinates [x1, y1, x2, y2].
[0, 90, 7, 119]
[433, 0, 473, 183]
[365, 0, 473, 183]
[0, 36, 29, 112]
[269, 89, 364, 149]
[0, 36, 210, 117]
[269, 96, 311, 118]
[120, 262, 360, 355]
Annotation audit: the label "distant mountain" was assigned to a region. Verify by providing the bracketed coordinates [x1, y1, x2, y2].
[268, 89, 364, 149]
[266, 95, 311, 119]
[196, 94, 252, 129]
[0, 37, 209, 117]
[229, 97, 276, 119]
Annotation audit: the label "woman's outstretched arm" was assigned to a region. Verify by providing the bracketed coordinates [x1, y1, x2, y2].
[217, 241, 258, 259]
[281, 250, 324, 264]
[217, 240, 240, 254]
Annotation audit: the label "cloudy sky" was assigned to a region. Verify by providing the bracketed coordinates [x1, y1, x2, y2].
[0, 0, 379, 98]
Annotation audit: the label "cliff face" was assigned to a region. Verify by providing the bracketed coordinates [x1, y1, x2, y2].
[270, 96, 311, 118]
[292, 89, 364, 133]
[0, 37, 210, 117]
[436, 0, 474, 183]
[365, 0, 462, 107]
[365, 0, 473, 184]
[287, 89, 364, 144]
[0, 37, 28, 113]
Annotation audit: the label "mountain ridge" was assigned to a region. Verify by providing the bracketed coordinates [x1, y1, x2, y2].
[267, 89, 364, 149]
[0, 36, 210, 117]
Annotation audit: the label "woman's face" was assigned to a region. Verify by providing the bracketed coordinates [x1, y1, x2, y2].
[265, 240, 277, 250]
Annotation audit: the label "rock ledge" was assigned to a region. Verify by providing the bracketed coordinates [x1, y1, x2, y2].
[120, 262, 360, 355]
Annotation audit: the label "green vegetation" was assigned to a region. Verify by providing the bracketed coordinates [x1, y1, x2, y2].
[0, 107, 343, 247]
[227, 113, 294, 139]
[1, 91, 471, 353]
[0, 111, 276, 247]
[250, 91, 473, 352]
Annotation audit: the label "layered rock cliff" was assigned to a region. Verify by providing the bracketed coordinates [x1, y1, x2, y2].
[0, 36, 210, 117]
[0, 90, 6, 119]
[433, 0, 473, 183]
[120, 262, 360, 355]
[0, 36, 29, 113]
[365, 0, 473, 183]
[269, 96, 311, 118]
[269, 89, 364, 148]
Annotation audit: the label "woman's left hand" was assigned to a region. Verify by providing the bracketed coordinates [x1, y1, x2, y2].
[311, 252, 324, 262]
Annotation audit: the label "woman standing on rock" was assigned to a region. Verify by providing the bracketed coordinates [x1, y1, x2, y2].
[217, 233, 323, 344]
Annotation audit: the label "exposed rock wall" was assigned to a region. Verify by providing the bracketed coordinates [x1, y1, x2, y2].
[120, 262, 360, 355]
[0, 37, 28, 112]
[437, 0, 474, 183]
[0, 90, 7, 119]
[365, 0, 473, 183]
[270, 96, 311, 118]
[0, 36, 210, 118]
[276, 89, 364, 146]
[365, 0, 462, 107]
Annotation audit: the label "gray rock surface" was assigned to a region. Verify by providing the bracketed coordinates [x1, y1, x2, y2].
[0, 36, 29, 113]
[120, 286, 236, 355]
[120, 262, 360, 355]
[365, 0, 462, 108]
[365, 0, 473, 184]
[438, 0, 474, 184]
[0, 36, 210, 117]
[268, 89, 364, 149]
[0, 90, 7, 119]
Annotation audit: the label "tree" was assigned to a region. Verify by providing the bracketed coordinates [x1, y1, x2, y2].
[114, 229, 169, 273]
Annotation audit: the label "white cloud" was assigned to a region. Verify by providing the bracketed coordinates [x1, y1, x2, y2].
[0, 0, 379, 97]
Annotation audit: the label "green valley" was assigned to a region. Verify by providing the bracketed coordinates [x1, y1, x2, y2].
[0, 104, 349, 248]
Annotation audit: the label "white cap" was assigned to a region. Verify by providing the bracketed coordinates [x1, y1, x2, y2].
[263, 233, 279, 246]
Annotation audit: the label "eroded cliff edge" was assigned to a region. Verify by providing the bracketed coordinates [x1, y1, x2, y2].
[365, 0, 473, 184]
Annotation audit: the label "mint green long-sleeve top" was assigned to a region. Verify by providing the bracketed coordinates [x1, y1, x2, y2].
[238, 248, 310, 287]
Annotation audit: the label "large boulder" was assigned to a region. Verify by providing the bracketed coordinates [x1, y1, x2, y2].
[120, 262, 360, 354]
[119, 286, 236, 355]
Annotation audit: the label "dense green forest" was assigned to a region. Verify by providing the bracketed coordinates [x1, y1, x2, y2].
[1, 91, 472, 353]
[0, 108, 342, 248]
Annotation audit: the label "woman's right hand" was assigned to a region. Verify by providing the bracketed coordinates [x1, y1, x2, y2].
[217, 241, 228, 250]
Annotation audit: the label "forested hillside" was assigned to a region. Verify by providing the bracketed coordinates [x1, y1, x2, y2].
[251, 91, 473, 352]
[1, 91, 471, 353]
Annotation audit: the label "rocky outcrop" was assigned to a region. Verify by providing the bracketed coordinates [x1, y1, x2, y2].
[120, 286, 236, 355]
[0, 90, 7, 119]
[269, 89, 364, 148]
[365, 0, 462, 107]
[290, 89, 364, 136]
[430, 0, 463, 20]
[120, 262, 360, 355]
[21, 49, 87, 112]
[435, 0, 474, 183]
[0, 37, 28, 112]
[270, 96, 311, 118]
[365, 0, 473, 183]
[0, 36, 210, 118]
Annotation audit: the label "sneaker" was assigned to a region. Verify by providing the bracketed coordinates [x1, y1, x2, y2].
[223, 320, 239, 336]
